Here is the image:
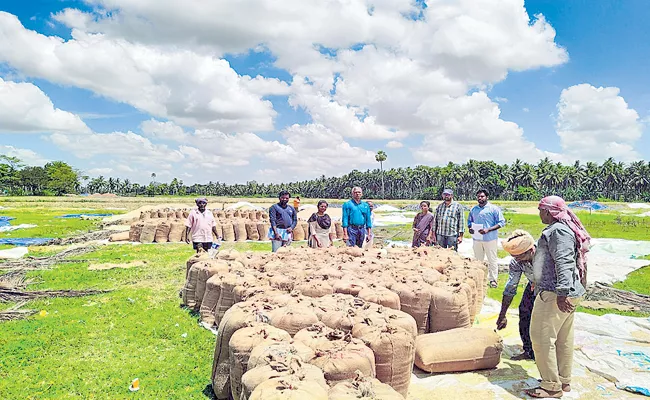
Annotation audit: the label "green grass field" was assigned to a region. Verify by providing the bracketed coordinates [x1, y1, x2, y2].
[1, 197, 649, 398]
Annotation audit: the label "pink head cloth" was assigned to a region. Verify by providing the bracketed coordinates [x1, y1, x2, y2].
[539, 196, 591, 280]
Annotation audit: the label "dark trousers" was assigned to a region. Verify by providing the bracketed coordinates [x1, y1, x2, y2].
[436, 234, 458, 251]
[193, 242, 211, 252]
[346, 226, 366, 248]
[519, 282, 535, 358]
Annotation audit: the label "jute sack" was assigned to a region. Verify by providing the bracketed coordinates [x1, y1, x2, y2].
[256, 223, 269, 241]
[211, 303, 275, 399]
[183, 210, 189, 218]
[222, 223, 235, 242]
[140, 211, 148, 221]
[333, 278, 367, 296]
[358, 285, 401, 310]
[255, 211, 262, 220]
[292, 223, 305, 241]
[390, 278, 433, 335]
[185, 251, 210, 278]
[154, 221, 171, 243]
[261, 211, 269, 220]
[149, 210, 158, 219]
[334, 222, 344, 239]
[248, 211, 256, 221]
[414, 328, 503, 373]
[139, 222, 157, 243]
[293, 323, 335, 351]
[300, 221, 309, 239]
[428, 284, 471, 333]
[166, 211, 175, 219]
[229, 325, 292, 400]
[129, 223, 144, 242]
[157, 210, 165, 218]
[241, 359, 327, 400]
[234, 220, 248, 242]
[109, 231, 130, 242]
[199, 275, 222, 326]
[182, 260, 208, 308]
[352, 320, 415, 398]
[268, 306, 320, 336]
[320, 308, 362, 333]
[294, 280, 334, 298]
[168, 220, 185, 242]
[194, 261, 230, 312]
[215, 274, 242, 327]
[234, 210, 241, 218]
[216, 210, 225, 218]
[328, 374, 405, 400]
[246, 222, 260, 241]
[175, 210, 183, 219]
[363, 307, 418, 339]
[308, 336, 376, 385]
[248, 376, 329, 400]
[248, 341, 316, 370]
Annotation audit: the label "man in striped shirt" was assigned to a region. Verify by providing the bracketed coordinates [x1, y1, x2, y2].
[432, 189, 465, 251]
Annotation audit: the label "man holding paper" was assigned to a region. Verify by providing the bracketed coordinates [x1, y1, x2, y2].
[468, 189, 506, 288]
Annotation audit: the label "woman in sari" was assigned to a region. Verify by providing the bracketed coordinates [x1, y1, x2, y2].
[308, 200, 336, 248]
[412, 201, 434, 247]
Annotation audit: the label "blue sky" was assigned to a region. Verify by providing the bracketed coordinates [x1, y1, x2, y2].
[0, 0, 647, 184]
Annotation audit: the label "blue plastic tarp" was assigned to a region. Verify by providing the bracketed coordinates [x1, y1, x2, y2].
[56, 213, 113, 219]
[0, 216, 15, 227]
[0, 238, 52, 246]
[568, 200, 608, 211]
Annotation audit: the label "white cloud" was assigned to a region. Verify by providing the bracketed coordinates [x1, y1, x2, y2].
[556, 84, 643, 161]
[412, 92, 552, 164]
[0, 12, 284, 132]
[86, 167, 113, 176]
[523, 107, 530, 112]
[0, 78, 91, 134]
[0, 1, 582, 183]
[0, 145, 49, 166]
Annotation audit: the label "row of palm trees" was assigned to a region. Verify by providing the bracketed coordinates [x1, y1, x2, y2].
[84, 158, 650, 201]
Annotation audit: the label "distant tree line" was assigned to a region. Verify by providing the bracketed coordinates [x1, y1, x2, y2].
[1, 155, 649, 201]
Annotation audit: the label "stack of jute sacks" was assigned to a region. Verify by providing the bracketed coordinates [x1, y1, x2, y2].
[128, 208, 272, 243]
[181, 246, 504, 399]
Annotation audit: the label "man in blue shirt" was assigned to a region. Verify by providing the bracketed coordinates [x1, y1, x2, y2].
[468, 189, 506, 288]
[341, 186, 373, 248]
[268, 190, 297, 252]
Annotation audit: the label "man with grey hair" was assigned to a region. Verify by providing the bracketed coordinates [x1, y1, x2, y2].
[185, 197, 221, 252]
[342, 187, 373, 247]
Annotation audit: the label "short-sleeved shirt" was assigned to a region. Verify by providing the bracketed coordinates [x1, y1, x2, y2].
[341, 200, 373, 228]
[434, 201, 465, 236]
[503, 258, 534, 297]
[185, 208, 216, 243]
[467, 202, 506, 242]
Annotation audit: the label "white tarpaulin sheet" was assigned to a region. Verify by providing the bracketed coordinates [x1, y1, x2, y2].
[225, 201, 263, 211]
[574, 313, 650, 396]
[0, 223, 37, 233]
[456, 238, 650, 284]
[408, 299, 648, 399]
[0, 246, 28, 259]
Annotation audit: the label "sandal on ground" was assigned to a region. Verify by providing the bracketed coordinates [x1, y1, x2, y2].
[562, 384, 571, 392]
[525, 387, 563, 398]
[489, 281, 498, 288]
[511, 352, 534, 361]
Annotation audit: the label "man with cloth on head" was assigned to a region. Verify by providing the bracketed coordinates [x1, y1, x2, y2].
[185, 197, 221, 252]
[525, 195, 590, 399]
[268, 190, 298, 252]
[496, 229, 537, 361]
